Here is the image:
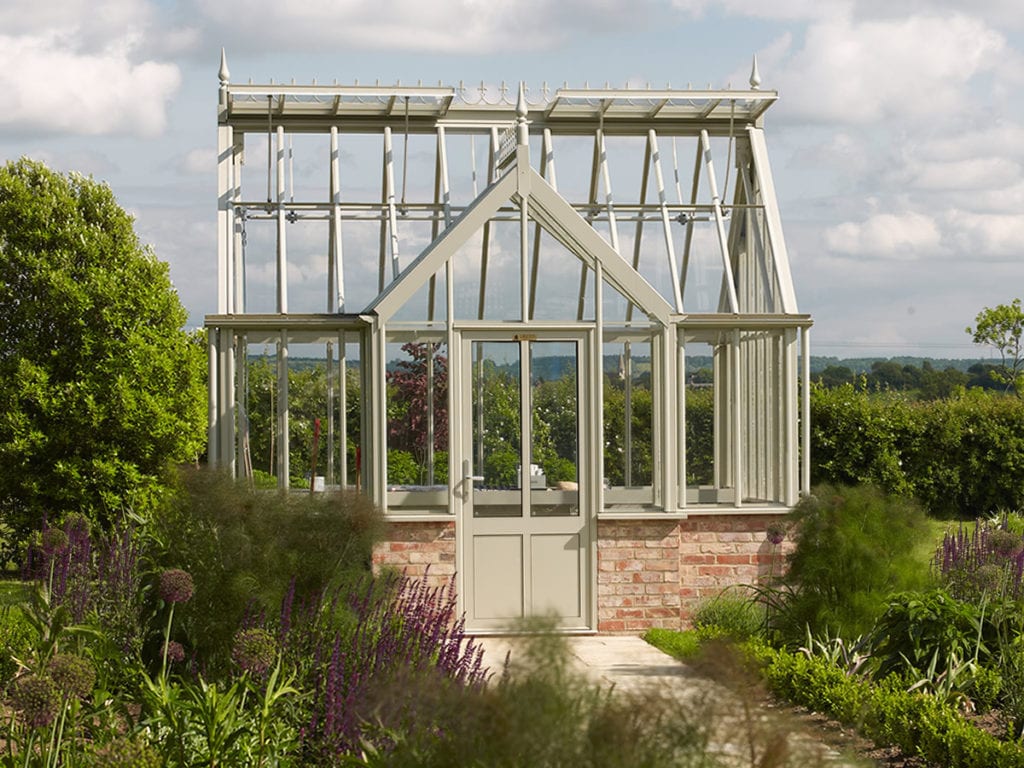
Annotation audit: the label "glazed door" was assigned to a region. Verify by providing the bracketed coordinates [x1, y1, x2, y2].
[460, 333, 591, 631]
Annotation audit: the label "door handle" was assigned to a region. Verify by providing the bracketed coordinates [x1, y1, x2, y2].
[462, 459, 484, 484]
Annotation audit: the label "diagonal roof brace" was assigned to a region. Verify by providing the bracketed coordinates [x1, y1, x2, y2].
[371, 162, 673, 325]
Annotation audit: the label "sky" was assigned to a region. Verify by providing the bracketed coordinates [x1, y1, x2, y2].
[2, 0, 1022, 360]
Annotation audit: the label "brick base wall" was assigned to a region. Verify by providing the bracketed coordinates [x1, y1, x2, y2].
[375, 515, 789, 633]
[372, 521, 455, 590]
[597, 515, 790, 633]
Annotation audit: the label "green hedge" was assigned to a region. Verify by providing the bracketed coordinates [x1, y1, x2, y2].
[744, 639, 1024, 768]
[810, 385, 1024, 517]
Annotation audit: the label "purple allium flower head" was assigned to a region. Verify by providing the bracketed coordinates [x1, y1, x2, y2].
[990, 528, 1024, 559]
[164, 641, 186, 665]
[41, 527, 69, 555]
[159, 569, 194, 603]
[766, 522, 786, 546]
[48, 654, 96, 699]
[12, 674, 59, 728]
[232, 628, 277, 677]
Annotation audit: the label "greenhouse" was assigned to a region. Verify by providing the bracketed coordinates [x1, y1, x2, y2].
[205, 53, 812, 632]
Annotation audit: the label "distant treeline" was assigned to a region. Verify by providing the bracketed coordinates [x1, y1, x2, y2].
[269, 354, 1002, 398]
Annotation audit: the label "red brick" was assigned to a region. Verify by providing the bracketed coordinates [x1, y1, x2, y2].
[644, 607, 678, 619]
[615, 560, 645, 572]
[684, 557, 716, 569]
[698, 565, 735, 577]
[717, 554, 752, 565]
[645, 559, 678, 572]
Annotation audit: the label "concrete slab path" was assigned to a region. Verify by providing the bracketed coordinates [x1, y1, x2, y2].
[474, 634, 874, 767]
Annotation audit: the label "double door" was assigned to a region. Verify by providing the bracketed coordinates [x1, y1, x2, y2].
[459, 332, 592, 631]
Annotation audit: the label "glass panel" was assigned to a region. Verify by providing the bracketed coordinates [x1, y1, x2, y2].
[453, 221, 523, 321]
[385, 340, 449, 488]
[472, 341, 522, 518]
[529, 229, 594, 322]
[342, 339, 362, 488]
[603, 338, 654, 493]
[684, 340, 716, 489]
[243, 345, 279, 483]
[530, 341, 579, 517]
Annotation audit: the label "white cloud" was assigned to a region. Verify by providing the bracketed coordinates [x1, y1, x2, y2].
[0, 33, 181, 136]
[182, 148, 216, 175]
[943, 210, 1024, 260]
[0, 0, 185, 137]
[766, 13, 1005, 124]
[903, 157, 1022, 192]
[197, 0, 654, 54]
[0, 0, 153, 45]
[672, 0, 846, 21]
[14, 147, 118, 177]
[824, 211, 941, 257]
[673, 0, 1024, 28]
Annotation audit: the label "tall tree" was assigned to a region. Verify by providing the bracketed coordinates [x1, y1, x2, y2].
[0, 159, 206, 541]
[967, 299, 1024, 397]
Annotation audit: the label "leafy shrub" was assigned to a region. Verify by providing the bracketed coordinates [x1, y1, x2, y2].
[484, 446, 519, 487]
[810, 383, 917, 498]
[387, 449, 421, 485]
[144, 468, 384, 671]
[772, 485, 932, 643]
[741, 637, 1024, 768]
[870, 590, 996, 680]
[811, 385, 1024, 517]
[684, 387, 714, 486]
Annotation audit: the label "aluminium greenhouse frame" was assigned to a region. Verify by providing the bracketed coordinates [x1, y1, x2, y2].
[205, 52, 812, 630]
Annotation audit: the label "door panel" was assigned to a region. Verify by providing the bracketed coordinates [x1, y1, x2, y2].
[472, 535, 524, 620]
[531, 533, 582, 618]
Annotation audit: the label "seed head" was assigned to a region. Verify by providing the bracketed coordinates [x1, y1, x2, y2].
[766, 522, 786, 546]
[41, 527, 69, 555]
[48, 654, 96, 699]
[164, 641, 185, 665]
[158, 569, 194, 604]
[232, 628, 277, 677]
[11, 674, 59, 728]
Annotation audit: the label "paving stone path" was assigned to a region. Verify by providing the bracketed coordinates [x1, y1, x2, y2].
[474, 634, 875, 767]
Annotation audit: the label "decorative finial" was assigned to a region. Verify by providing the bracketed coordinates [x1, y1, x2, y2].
[749, 55, 761, 90]
[219, 48, 230, 86]
[516, 82, 529, 146]
[516, 82, 528, 119]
